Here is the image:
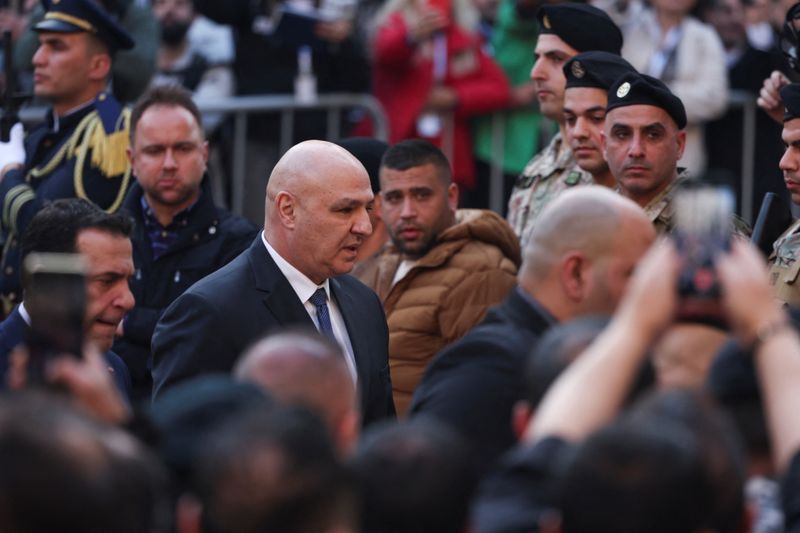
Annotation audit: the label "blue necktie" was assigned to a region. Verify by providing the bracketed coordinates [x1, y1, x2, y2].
[310, 288, 335, 339]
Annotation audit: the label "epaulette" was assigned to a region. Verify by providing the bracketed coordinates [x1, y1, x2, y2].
[26, 91, 132, 213]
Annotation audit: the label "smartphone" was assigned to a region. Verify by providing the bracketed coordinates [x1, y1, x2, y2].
[22, 253, 87, 385]
[673, 183, 734, 327]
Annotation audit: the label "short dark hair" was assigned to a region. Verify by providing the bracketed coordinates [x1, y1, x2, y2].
[130, 85, 204, 144]
[351, 417, 479, 533]
[0, 392, 169, 533]
[20, 198, 133, 261]
[559, 390, 746, 533]
[380, 140, 452, 185]
[194, 406, 355, 533]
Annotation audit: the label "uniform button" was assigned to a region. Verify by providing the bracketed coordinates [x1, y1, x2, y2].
[99, 93, 107, 101]
[4, 267, 12, 275]
[161, 231, 168, 237]
[209, 226, 217, 235]
[193, 234, 199, 241]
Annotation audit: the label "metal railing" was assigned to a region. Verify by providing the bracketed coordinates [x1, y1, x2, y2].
[19, 93, 390, 216]
[17, 90, 762, 222]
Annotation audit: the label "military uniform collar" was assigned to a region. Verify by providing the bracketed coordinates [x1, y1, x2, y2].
[642, 169, 690, 231]
[46, 97, 96, 133]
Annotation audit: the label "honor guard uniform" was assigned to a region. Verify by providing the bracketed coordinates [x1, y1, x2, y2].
[769, 84, 800, 306]
[0, 0, 135, 309]
[506, 3, 623, 247]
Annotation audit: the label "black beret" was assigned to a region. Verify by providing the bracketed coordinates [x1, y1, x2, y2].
[564, 51, 637, 91]
[781, 83, 800, 121]
[336, 137, 389, 193]
[537, 3, 623, 55]
[606, 72, 687, 129]
[35, 0, 135, 51]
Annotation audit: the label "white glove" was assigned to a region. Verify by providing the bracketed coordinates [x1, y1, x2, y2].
[0, 122, 25, 177]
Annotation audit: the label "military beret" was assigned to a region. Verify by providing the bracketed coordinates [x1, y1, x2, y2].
[781, 83, 800, 121]
[564, 51, 637, 91]
[606, 72, 687, 129]
[537, 3, 623, 55]
[35, 0, 135, 51]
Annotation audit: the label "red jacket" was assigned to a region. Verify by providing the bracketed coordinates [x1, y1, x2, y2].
[370, 13, 511, 189]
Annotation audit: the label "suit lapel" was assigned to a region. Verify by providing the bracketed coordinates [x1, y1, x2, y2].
[330, 277, 369, 382]
[247, 238, 315, 327]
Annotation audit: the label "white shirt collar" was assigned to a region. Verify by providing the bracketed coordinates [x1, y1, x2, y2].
[18, 301, 30, 326]
[261, 231, 330, 303]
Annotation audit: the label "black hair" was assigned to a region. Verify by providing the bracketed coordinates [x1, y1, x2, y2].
[351, 417, 479, 533]
[194, 405, 355, 533]
[559, 390, 746, 533]
[380, 140, 452, 185]
[20, 198, 133, 261]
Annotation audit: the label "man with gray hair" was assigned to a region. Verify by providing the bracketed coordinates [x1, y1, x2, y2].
[234, 329, 360, 456]
[409, 186, 655, 471]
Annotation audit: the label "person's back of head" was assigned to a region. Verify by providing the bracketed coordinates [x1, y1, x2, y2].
[519, 186, 655, 319]
[192, 406, 355, 533]
[0, 391, 169, 533]
[234, 328, 360, 455]
[558, 390, 746, 533]
[351, 417, 479, 533]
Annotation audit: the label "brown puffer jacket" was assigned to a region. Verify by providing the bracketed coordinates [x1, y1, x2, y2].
[358, 209, 521, 416]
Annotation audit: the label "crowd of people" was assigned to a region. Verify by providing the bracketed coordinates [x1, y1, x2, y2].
[4, 0, 800, 532]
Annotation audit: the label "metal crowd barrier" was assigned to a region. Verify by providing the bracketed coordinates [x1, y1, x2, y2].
[18, 90, 760, 222]
[19, 93, 390, 216]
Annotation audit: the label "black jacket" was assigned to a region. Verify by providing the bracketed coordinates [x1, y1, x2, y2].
[113, 178, 257, 401]
[409, 288, 556, 472]
[151, 237, 396, 426]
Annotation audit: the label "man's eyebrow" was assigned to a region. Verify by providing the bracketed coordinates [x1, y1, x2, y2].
[330, 198, 364, 209]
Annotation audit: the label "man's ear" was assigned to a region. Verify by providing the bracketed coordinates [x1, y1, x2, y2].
[447, 182, 459, 212]
[512, 400, 534, 441]
[175, 494, 204, 533]
[559, 252, 589, 302]
[275, 191, 297, 228]
[88, 52, 112, 82]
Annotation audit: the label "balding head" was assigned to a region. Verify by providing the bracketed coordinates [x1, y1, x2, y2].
[234, 330, 360, 456]
[264, 140, 374, 284]
[520, 186, 655, 319]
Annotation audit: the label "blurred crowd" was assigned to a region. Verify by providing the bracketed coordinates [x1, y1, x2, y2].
[7, 0, 800, 532]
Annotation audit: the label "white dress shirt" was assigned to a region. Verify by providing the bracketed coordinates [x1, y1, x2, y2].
[261, 232, 358, 383]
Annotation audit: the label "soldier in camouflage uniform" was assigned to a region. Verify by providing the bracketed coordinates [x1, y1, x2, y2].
[604, 73, 750, 237]
[506, 3, 623, 246]
[603, 73, 690, 235]
[561, 52, 637, 188]
[769, 84, 800, 306]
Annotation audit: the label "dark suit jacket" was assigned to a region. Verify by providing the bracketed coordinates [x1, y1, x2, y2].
[408, 288, 555, 471]
[151, 237, 395, 425]
[0, 306, 133, 401]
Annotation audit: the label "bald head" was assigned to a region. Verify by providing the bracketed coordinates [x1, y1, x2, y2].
[265, 140, 369, 220]
[520, 186, 655, 318]
[234, 331, 360, 455]
[264, 140, 374, 284]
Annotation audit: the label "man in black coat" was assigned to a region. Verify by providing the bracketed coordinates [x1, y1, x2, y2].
[151, 139, 395, 425]
[113, 85, 257, 402]
[408, 187, 656, 471]
[0, 199, 134, 400]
